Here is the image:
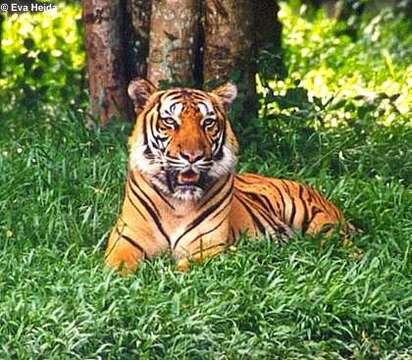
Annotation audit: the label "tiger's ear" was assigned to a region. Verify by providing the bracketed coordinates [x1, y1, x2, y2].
[128, 78, 158, 110]
[210, 82, 238, 108]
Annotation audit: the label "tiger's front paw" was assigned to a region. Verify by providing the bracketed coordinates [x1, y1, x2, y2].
[176, 258, 191, 272]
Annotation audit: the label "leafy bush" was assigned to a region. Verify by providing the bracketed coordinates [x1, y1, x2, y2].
[0, 3, 85, 110]
[239, 1, 412, 184]
[259, 1, 411, 127]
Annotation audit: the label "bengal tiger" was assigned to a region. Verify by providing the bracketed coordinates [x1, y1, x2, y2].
[105, 79, 349, 274]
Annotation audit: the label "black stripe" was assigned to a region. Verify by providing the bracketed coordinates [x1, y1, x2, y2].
[130, 172, 161, 217]
[235, 176, 256, 185]
[159, 91, 181, 104]
[306, 187, 314, 204]
[199, 174, 231, 208]
[142, 114, 148, 146]
[164, 90, 185, 100]
[209, 195, 232, 221]
[105, 232, 122, 260]
[289, 198, 297, 226]
[270, 184, 287, 221]
[213, 122, 226, 160]
[234, 193, 266, 235]
[230, 227, 236, 244]
[149, 182, 175, 210]
[151, 141, 159, 150]
[145, 104, 160, 146]
[144, 146, 152, 157]
[190, 242, 227, 258]
[312, 187, 330, 210]
[275, 201, 281, 214]
[240, 193, 289, 236]
[298, 185, 310, 234]
[189, 216, 227, 246]
[191, 92, 210, 100]
[173, 178, 233, 250]
[115, 227, 146, 258]
[214, 104, 226, 120]
[213, 144, 224, 160]
[126, 187, 147, 221]
[245, 192, 278, 217]
[150, 115, 161, 148]
[313, 188, 340, 219]
[127, 179, 171, 245]
[155, 134, 169, 143]
[246, 193, 289, 234]
[306, 206, 323, 229]
[280, 180, 292, 196]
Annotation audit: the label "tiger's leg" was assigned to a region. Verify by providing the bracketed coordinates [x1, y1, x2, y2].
[174, 222, 231, 272]
[175, 241, 228, 272]
[105, 222, 143, 275]
[105, 218, 168, 275]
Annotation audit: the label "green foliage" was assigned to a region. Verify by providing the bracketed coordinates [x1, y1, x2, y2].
[255, 2, 411, 129]
[0, 4, 85, 110]
[0, 2, 411, 359]
[240, 1, 412, 184]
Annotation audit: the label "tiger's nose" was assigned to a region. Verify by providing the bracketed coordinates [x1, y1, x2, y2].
[180, 149, 205, 163]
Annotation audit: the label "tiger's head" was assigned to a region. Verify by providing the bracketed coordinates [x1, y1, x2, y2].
[127, 78, 239, 201]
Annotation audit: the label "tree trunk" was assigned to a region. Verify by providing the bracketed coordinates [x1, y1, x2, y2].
[255, 0, 281, 51]
[82, 0, 283, 124]
[254, 0, 285, 85]
[203, 0, 256, 121]
[83, 0, 133, 126]
[125, 0, 151, 80]
[147, 0, 199, 87]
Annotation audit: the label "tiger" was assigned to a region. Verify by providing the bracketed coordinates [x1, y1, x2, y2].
[105, 78, 349, 274]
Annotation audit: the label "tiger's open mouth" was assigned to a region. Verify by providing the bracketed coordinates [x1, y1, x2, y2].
[165, 168, 210, 194]
[177, 169, 200, 186]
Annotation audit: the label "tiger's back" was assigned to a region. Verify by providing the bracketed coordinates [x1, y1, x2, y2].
[230, 173, 344, 242]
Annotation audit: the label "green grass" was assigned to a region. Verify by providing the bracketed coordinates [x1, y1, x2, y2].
[1, 107, 410, 359]
[1, 2, 411, 359]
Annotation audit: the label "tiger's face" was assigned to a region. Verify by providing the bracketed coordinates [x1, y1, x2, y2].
[127, 79, 239, 201]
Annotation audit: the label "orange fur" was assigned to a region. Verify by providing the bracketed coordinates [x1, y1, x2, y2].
[105, 81, 347, 274]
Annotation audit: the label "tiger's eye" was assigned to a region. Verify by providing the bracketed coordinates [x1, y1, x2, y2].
[162, 117, 177, 128]
[203, 118, 216, 128]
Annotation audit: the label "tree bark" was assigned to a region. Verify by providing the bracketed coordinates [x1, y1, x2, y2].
[254, 0, 285, 85]
[125, 0, 151, 80]
[82, 0, 284, 124]
[147, 0, 199, 87]
[255, 0, 281, 51]
[203, 0, 256, 121]
[83, 0, 133, 126]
